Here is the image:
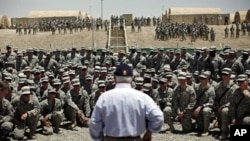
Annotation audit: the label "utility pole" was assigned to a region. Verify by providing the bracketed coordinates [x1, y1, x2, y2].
[92, 19, 95, 49]
[101, 0, 103, 20]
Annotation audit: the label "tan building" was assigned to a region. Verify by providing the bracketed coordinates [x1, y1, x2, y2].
[167, 7, 230, 25]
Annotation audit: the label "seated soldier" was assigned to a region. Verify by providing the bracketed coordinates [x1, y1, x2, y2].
[0, 81, 14, 140]
[11, 86, 40, 140]
[40, 88, 63, 135]
[64, 79, 90, 129]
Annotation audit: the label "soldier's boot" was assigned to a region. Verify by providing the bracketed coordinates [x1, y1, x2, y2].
[42, 121, 53, 135]
[169, 124, 175, 133]
[219, 132, 228, 140]
[54, 123, 61, 134]
[68, 120, 77, 130]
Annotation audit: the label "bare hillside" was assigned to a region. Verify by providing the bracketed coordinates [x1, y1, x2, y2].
[0, 25, 249, 52]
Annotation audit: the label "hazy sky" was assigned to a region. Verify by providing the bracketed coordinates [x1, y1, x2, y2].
[0, 0, 249, 19]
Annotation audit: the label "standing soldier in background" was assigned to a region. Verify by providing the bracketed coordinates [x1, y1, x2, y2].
[24, 48, 39, 69]
[224, 26, 229, 38]
[230, 25, 234, 38]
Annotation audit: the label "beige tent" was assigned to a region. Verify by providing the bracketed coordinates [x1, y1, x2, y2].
[169, 7, 221, 15]
[234, 11, 247, 23]
[0, 15, 9, 29]
[246, 9, 250, 22]
[29, 10, 86, 18]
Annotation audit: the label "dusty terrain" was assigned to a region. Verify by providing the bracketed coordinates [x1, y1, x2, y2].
[0, 24, 249, 52]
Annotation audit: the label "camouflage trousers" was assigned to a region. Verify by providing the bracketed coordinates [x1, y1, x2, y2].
[180, 109, 193, 132]
[163, 106, 173, 126]
[64, 106, 85, 126]
[217, 107, 230, 134]
[195, 107, 212, 132]
[242, 116, 250, 125]
[40, 111, 63, 134]
[12, 114, 39, 140]
[0, 121, 13, 136]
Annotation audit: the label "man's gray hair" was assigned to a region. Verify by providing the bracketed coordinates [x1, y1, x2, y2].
[115, 76, 133, 83]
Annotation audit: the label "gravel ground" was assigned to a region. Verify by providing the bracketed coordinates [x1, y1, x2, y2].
[6, 122, 227, 141]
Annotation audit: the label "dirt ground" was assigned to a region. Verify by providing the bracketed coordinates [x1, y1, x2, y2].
[0, 24, 249, 53]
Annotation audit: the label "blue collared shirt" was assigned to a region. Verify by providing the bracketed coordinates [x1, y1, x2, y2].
[89, 83, 164, 141]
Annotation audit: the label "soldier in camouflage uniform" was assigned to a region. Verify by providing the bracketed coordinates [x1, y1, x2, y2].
[214, 68, 238, 140]
[156, 78, 173, 132]
[24, 48, 39, 69]
[89, 82, 106, 114]
[229, 74, 250, 125]
[11, 86, 40, 140]
[170, 49, 188, 71]
[40, 88, 63, 135]
[3, 45, 16, 62]
[193, 72, 215, 136]
[14, 53, 27, 72]
[40, 52, 59, 73]
[64, 79, 90, 129]
[0, 81, 14, 139]
[172, 72, 196, 133]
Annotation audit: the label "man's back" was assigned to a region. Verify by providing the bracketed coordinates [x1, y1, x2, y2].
[90, 83, 163, 140]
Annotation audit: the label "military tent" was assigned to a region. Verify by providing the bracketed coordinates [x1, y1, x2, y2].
[0, 15, 9, 29]
[234, 11, 247, 23]
[168, 8, 221, 15]
[29, 10, 88, 19]
[246, 9, 250, 22]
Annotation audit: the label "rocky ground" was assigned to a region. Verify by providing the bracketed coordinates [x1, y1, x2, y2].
[4, 122, 226, 141]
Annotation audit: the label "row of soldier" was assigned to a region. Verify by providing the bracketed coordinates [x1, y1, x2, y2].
[224, 21, 250, 38]
[155, 22, 216, 42]
[1, 45, 250, 140]
[15, 17, 110, 36]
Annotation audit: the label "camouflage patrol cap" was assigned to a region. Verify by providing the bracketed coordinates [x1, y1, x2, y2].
[142, 83, 152, 92]
[21, 86, 31, 95]
[186, 73, 192, 78]
[135, 77, 144, 85]
[72, 78, 80, 86]
[165, 72, 173, 78]
[152, 77, 159, 83]
[86, 75, 93, 80]
[17, 52, 23, 57]
[136, 49, 142, 52]
[245, 70, 250, 76]
[119, 50, 125, 54]
[53, 79, 61, 85]
[199, 72, 208, 79]
[41, 77, 49, 83]
[178, 72, 186, 80]
[222, 68, 231, 75]
[159, 78, 167, 83]
[69, 70, 75, 75]
[237, 74, 248, 82]
[48, 88, 56, 94]
[175, 49, 181, 55]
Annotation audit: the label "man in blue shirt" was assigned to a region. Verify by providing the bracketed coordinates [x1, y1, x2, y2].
[89, 63, 164, 141]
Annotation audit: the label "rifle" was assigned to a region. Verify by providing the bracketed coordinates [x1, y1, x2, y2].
[193, 86, 210, 110]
